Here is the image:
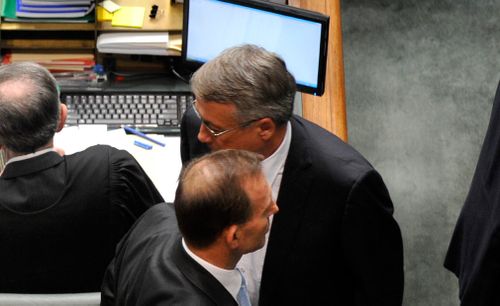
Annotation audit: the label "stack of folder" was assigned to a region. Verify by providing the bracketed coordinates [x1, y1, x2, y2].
[2, 52, 95, 73]
[96, 32, 182, 56]
[1, 0, 95, 22]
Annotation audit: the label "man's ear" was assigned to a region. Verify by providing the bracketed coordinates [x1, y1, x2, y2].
[257, 118, 276, 141]
[57, 103, 67, 132]
[224, 224, 240, 250]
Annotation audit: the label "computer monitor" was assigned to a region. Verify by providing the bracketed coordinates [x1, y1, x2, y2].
[182, 0, 330, 96]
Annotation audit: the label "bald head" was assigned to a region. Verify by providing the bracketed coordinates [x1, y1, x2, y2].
[0, 62, 60, 153]
[175, 149, 264, 249]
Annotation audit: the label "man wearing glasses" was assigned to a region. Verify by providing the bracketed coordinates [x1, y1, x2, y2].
[180, 44, 404, 306]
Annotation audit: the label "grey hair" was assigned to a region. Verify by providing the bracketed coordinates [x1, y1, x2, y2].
[0, 62, 60, 153]
[190, 44, 296, 126]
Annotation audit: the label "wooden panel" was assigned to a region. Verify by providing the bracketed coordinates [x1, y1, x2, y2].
[0, 23, 95, 31]
[97, 0, 183, 31]
[288, 0, 347, 142]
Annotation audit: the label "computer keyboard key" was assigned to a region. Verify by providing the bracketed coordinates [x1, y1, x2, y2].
[61, 91, 192, 135]
[94, 119, 134, 125]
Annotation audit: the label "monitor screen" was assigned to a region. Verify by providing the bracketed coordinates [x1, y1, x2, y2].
[182, 0, 329, 96]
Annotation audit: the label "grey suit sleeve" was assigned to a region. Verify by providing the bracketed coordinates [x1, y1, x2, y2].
[342, 169, 404, 306]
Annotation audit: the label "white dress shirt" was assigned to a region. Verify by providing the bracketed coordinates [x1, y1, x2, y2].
[236, 121, 292, 306]
[182, 239, 242, 303]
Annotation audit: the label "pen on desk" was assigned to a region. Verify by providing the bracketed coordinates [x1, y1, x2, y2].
[134, 140, 153, 150]
[124, 126, 166, 147]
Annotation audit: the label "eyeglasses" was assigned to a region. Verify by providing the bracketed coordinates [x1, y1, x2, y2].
[192, 100, 260, 138]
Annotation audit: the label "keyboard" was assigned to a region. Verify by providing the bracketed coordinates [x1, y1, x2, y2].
[62, 91, 194, 135]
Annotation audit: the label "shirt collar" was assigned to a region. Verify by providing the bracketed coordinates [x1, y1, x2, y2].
[4, 148, 55, 167]
[182, 239, 241, 301]
[261, 121, 292, 188]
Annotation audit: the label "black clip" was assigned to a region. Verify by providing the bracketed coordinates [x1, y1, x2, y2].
[149, 5, 158, 18]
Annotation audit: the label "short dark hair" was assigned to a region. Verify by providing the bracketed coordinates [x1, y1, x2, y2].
[174, 149, 264, 249]
[190, 44, 296, 126]
[0, 62, 60, 153]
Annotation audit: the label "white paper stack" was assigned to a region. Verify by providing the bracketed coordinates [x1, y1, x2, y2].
[96, 32, 181, 56]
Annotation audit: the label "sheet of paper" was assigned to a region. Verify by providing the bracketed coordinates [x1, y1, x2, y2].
[54, 127, 181, 203]
[54, 125, 108, 155]
[105, 129, 181, 203]
[99, 0, 120, 13]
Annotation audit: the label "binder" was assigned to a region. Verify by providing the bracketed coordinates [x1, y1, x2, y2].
[14, 0, 95, 18]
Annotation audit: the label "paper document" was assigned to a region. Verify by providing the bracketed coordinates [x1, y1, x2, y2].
[97, 32, 181, 56]
[54, 126, 181, 202]
[98, 0, 119, 13]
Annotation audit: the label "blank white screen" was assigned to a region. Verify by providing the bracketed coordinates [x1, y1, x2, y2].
[186, 0, 322, 88]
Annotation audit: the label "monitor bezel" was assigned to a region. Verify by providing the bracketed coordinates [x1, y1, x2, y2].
[181, 0, 330, 96]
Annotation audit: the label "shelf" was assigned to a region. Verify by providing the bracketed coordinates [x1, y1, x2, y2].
[0, 0, 182, 76]
[1, 39, 95, 49]
[96, 0, 183, 31]
[0, 23, 95, 31]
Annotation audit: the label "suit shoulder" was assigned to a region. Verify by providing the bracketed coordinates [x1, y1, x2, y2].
[291, 116, 374, 178]
[129, 203, 178, 240]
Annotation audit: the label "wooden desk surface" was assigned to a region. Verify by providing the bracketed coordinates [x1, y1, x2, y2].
[97, 0, 183, 31]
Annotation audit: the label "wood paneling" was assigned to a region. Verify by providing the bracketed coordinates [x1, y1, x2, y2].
[288, 0, 347, 142]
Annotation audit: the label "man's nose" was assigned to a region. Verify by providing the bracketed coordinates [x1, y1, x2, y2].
[197, 124, 213, 144]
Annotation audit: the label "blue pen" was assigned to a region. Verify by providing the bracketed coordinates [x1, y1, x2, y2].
[134, 140, 152, 150]
[124, 126, 166, 147]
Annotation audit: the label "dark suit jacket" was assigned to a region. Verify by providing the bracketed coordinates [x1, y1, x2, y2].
[0, 145, 163, 293]
[181, 108, 404, 306]
[101, 203, 238, 306]
[444, 81, 500, 306]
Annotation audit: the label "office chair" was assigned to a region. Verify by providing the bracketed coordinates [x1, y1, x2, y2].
[0, 292, 100, 306]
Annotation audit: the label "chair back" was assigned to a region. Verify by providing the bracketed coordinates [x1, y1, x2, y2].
[0, 292, 100, 306]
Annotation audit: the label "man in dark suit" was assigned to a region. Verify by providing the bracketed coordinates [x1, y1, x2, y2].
[444, 81, 500, 306]
[0, 62, 163, 293]
[180, 44, 404, 306]
[101, 149, 279, 305]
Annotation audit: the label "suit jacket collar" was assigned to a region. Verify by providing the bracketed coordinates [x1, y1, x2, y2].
[172, 238, 238, 306]
[260, 116, 314, 298]
[1, 151, 63, 179]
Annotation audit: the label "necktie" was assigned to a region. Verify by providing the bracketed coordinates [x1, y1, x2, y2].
[237, 269, 252, 306]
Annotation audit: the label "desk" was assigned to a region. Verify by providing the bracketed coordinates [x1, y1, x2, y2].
[54, 126, 181, 203]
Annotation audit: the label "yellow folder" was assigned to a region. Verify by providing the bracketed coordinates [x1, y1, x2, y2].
[112, 6, 145, 28]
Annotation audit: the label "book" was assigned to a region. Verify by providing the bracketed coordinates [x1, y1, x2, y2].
[2, 52, 95, 73]
[2, 0, 18, 18]
[2, 14, 94, 22]
[43, 65, 92, 71]
[4, 52, 94, 62]
[19, 0, 92, 12]
[35, 59, 94, 66]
